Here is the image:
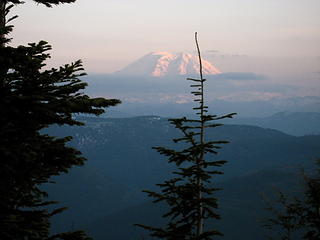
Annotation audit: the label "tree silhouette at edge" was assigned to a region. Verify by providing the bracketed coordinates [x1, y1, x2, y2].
[0, 1, 121, 239]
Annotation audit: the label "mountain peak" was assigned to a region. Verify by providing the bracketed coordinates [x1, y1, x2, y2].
[115, 52, 221, 77]
[150, 51, 174, 56]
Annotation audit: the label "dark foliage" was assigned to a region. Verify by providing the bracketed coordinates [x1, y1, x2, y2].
[3, 0, 76, 7]
[0, 1, 120, 239]
[264, 160, 320, 240]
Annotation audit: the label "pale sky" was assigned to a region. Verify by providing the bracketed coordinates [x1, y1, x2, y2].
[11, 0, 320, 74]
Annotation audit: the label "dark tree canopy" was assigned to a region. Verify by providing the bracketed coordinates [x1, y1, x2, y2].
[3, 0, 76, 7]
[264, 160, 320, 240]
[0, 1, 120, 239]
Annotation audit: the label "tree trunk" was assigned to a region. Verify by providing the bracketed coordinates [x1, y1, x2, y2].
[195, 32, 204, 238]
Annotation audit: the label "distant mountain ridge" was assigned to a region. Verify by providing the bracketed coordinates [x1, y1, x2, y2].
[230, 111, 320, 136]
[115, 51, 221, 77]
[45, 116, 320, 239]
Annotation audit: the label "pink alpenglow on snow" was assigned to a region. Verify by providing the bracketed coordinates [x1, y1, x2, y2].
[115, 52, 221, 77]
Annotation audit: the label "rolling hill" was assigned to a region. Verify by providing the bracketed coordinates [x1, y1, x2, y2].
[44, 116, 320, 238]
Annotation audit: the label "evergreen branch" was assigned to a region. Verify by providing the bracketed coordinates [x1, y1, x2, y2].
[186, 78, 205, 82]
[211, 113, 237, 120]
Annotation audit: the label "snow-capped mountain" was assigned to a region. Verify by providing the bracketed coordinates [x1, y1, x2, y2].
[115, 52, 221, 77]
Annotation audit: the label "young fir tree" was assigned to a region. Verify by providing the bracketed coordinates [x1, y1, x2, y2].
[136, 33, 236, 240]
[0, 1, 120, 239]
[264, 160, 320, 240]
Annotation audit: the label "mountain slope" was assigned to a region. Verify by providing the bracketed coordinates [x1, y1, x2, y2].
[47, 116, 320, 188]
[115, 52, 221, 76]
[45, 116, 320, 235]
[87, 169, 305, 240]
[230, 111, 320, 136]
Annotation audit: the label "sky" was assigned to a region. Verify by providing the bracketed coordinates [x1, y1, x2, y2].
[8, 0, 320, 113]
[11, 0, 320, 73]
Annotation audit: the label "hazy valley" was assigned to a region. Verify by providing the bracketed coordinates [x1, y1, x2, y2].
[44, 114, 320, 239]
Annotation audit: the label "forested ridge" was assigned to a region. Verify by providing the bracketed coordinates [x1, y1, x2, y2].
[46, 116, 320, 239]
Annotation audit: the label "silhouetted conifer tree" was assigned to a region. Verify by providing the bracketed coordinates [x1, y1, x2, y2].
[0, 1, 120, 239]
[136, 33, 236, 240]
[264, 160, 320, 240]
